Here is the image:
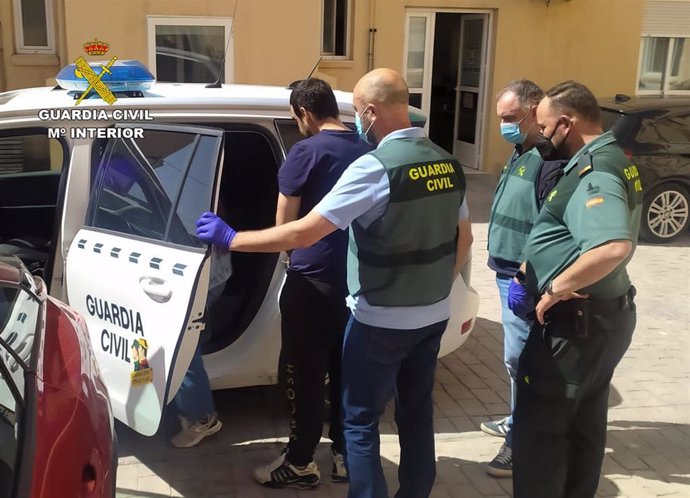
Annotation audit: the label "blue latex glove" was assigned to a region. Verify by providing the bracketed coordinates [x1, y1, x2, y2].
[195, 212, 237, 248]
[508, 279, 534, 322]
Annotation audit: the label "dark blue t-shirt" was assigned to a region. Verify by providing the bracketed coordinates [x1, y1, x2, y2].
[278, 130, 372, 293]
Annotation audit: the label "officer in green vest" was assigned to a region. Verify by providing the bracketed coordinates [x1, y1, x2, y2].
[508, 81, 641, 498]
[481, 79, 565, 478]
[195, 68, 472, 498]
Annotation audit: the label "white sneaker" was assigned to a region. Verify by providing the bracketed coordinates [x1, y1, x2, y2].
[331, 447, 348, 483]
[252, 453, 321, 489]
[171, 414, 222, 448]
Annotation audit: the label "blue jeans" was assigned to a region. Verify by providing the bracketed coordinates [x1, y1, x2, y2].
[341, 316, 447, 498]
[496, 274, 531, 447]
[173, 343, 215, 423]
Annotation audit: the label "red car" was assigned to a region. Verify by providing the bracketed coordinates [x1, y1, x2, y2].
[0, 256, 115, 498]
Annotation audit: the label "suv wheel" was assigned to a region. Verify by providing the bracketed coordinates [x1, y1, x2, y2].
[641, 182, 689, 243]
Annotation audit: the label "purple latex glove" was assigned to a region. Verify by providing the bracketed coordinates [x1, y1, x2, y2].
[195, 212, 237, 249]
[508, 279, 534, 321]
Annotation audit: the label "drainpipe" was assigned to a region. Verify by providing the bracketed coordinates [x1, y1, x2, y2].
[0, 20, 6, 91]
[367, 0, 377, 71]
[55, 0, 68, 67]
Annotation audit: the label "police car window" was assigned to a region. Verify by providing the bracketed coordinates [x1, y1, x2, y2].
[134, 131, 197, 202]
[91, 138, 171, 240]
[655, 113, 690, 144]
[89, 130, 218, 246]
[0, 133, 63, 176]
[172, 135, 218, 247]
[275, 120, 306, 154]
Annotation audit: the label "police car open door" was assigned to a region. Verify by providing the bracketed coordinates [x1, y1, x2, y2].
[65, 124, 225, 436]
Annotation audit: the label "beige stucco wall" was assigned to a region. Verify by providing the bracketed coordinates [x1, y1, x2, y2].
[2, 0, 644, 175]
[60, 0, 321, 87]
[0, 0, 62, 92]
[325, 0, 645, 175]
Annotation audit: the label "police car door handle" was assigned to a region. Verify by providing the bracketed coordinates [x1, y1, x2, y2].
[139, 276, 172, 304]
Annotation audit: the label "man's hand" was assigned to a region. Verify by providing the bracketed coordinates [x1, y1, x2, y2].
[534, 290, 588, 325]
[196, 212, 237, 249]
[507, 279, 534, 321]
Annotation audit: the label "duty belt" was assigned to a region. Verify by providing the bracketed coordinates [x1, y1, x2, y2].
[543, 286, 636, 338]
[547, 286, 635, 318]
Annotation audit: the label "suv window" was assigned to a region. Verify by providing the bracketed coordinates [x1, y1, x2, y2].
[600, 109, 622, 132]
[655, 113, 690, 144]
[0, 284, 39, 498]
[275, 119, 306, 154]
[88, 129, 221, 247]
[275, 119, 356, 154]
[0, 131, 66, 269]
[0, 133, 63, 176]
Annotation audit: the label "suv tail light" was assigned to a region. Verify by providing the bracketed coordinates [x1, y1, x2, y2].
[461, 319, 473, 335]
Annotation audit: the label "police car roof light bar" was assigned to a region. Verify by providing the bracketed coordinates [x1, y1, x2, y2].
[56, 59, 155, 94]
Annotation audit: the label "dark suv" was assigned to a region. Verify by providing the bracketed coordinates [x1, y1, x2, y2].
[600, 96, 690, 243]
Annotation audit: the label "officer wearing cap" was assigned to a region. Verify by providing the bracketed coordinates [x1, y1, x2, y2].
[508, 80, 641, 498]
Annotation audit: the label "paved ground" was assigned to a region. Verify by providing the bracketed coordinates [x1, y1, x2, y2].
[116, 172, 690, 498]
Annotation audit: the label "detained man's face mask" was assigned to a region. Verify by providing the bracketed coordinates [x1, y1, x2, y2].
[355, 105, 375, 144]
[500, 111, 532, 145]
[535, 120, 571, 161]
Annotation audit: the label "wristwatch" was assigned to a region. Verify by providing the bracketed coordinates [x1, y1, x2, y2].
[546, 280, 557, 296]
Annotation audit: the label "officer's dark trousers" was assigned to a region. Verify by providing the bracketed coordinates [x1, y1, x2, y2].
[512, 297, 636, 498]
[341, 317, 447, 498]
[279, 271, 349, 466]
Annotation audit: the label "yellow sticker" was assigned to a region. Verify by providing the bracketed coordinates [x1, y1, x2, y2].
[131, 338, 153, 386]
[586, 196, 605, 208]
[131, 369, 154, 386]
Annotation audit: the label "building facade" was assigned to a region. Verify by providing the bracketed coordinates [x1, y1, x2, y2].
[1, 0, 688, 174]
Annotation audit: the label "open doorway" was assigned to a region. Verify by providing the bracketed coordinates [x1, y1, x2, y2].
[404, 10, 490, 169]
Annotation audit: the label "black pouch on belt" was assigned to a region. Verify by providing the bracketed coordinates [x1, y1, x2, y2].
[573, 301, 592, 338]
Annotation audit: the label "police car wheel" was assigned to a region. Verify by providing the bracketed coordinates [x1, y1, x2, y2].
[640, 182, 690, 244]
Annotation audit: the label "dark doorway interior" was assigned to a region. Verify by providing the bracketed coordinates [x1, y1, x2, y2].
[429, 13, 462, 154]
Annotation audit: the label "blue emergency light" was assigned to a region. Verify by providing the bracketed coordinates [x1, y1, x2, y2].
[56, 59, 155, 92]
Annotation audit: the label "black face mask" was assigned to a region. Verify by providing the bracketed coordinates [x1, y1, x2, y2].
[536, 123, 570, 161]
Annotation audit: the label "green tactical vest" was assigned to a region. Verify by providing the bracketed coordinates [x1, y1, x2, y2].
[347, 136, 466, 307]
[487, 148, 543, 264]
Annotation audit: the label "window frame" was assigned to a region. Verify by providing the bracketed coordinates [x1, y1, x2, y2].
[637, 35, 690, 96]
[146, 16, 234, 84]
[320, 0, 353, 60]
[0, 129, 64, 177]
[86, 124, 224, 249]
[402, 12, 435, 117]
[12, 0, 56, 54]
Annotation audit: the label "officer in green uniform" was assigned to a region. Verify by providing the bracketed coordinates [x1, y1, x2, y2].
[481, 79, 565, 478]
[507, 81, 641, 498]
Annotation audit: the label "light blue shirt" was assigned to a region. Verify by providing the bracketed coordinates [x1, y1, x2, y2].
[315, 127, 469, 330]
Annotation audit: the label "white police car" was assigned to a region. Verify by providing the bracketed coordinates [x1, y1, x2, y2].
[0, 61, 479, 436]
